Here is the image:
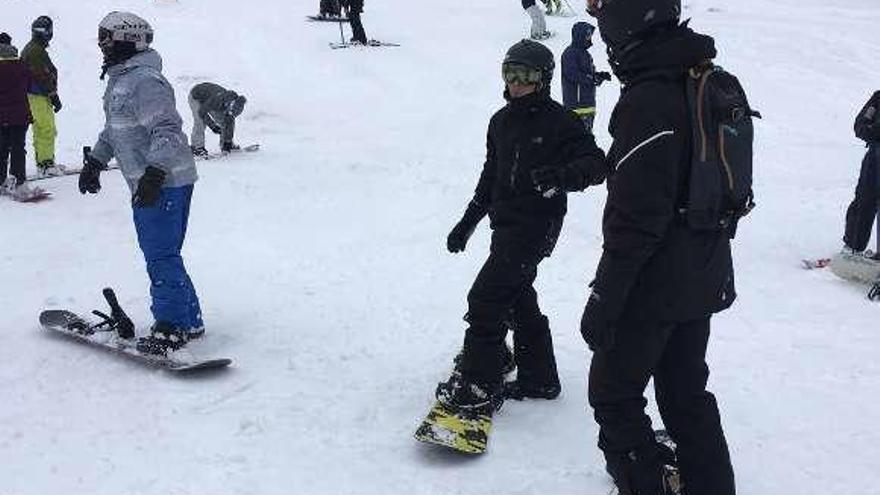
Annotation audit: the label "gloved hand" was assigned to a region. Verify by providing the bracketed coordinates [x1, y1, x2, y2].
[79, 155, 107, 194]
[447, 200, 487, 253]
[132, 166, 166, 207]
[580, 292, 616, 352]
[531, 163, 583, 195]
[49, 93, 62, 113]
[595, 71, 612, 85]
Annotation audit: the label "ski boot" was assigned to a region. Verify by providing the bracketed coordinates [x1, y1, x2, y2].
[36, 159, 66, 177]
[136, 322, 203, 357]
[220, 141, 240, 153]
[191, 145, 209, 158]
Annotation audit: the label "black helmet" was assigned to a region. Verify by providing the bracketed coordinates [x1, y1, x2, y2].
[588, 0, 680, 54]
[503, 39, 555, 89]
[32, 16, 53, 42]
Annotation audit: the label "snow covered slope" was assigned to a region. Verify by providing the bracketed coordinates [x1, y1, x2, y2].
[1, 0, 878, 493]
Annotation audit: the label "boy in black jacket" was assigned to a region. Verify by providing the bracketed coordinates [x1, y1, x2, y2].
[439, 39, 606, 412]
[582, 1, 736, 494]
[843, 91, 880, 257]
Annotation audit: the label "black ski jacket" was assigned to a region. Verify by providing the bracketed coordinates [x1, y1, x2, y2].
[854, 91, 880, 145]
[469, 89, 606, 234]
[592, 26, 736, 323]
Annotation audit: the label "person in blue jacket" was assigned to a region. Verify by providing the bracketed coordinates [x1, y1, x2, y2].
[560, 22, 611, 132]
[80, 12, 204, 356]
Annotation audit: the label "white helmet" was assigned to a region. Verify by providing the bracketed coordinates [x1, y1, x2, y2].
[98, 11, 153, 52]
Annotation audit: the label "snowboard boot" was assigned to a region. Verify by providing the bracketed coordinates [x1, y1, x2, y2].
[36, 159, 65, 178]
[436, 373, 503, 415]
[191, 146, 209, 158]
[136, 321, 200, 356]
[605, 442, 680, 495]
[503, 378, 561, 400]
[220, 141, 240, 153]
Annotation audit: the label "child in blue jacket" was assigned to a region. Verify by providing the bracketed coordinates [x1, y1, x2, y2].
[561, 22, 611, 132]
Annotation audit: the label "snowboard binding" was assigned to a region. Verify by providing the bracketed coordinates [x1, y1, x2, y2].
[86, 288, 135, 339]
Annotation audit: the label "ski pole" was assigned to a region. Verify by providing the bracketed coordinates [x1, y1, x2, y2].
[338, 17, 346, 44]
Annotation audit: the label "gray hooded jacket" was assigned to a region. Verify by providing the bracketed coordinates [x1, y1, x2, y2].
[91, 49, 197, 191]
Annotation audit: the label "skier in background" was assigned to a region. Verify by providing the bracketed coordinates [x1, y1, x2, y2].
[345, 0, 368, 45]
[521, 0, 551, 40]
[21, 15, 64, 177]
[561, 21, 611, 132]
[0, 32, 41, 200]
[843, 90, 880, 259]
[439, 39, 606, 412]
[581, 0, 736, 493]
[80, 11, 204, 356]
[188, 82, 247, 157]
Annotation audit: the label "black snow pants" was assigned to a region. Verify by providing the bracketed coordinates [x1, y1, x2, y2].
[844, 145, 880, 252]
[320, 0, 341, 16]
[0, 124, 28, 186]
[349, 13, 367, 43]
[589, 316, 735, 495]
[459, 222, 562, 387]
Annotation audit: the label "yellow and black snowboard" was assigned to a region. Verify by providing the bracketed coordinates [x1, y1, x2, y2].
[414, 401, 493, 454]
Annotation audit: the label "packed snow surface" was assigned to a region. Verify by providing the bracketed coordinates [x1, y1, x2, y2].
[1, 0, 878, 493]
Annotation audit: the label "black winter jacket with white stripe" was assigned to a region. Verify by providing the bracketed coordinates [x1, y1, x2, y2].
[591, 26, 736, 323]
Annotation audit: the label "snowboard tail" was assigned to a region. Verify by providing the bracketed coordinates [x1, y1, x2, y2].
[414, 400, 492, 454]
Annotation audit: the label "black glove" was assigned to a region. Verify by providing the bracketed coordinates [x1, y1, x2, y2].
[132, 166, 166, 207]
[50, 93, 62, 113]
[531, 163, 584, 195]
[580, 292, 616, 352]
[595, 71, 612, 85]
[79, 155, 106, 194]
[447, 200, 487, 253]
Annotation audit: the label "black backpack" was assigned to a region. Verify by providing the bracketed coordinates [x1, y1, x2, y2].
[683, 64, 760, 238]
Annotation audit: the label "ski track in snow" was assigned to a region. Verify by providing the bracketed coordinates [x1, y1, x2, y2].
[1, 0, 879, 493]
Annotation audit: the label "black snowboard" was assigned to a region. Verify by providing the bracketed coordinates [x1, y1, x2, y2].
[39, 309, 231, 372]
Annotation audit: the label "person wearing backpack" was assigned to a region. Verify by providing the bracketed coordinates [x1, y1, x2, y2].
[580, 1, 741, 494]
[843, 91, 880, 259]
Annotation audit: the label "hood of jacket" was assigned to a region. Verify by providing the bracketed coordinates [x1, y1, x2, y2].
[570, 22, 596, 48]
[612, 23, 716, 85]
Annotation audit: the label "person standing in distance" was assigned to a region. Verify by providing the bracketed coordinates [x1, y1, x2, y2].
[580, 0, 736, 494]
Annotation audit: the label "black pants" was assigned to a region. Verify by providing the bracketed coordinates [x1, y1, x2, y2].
[0, 124, 28, 186]
[320, 0, 341, 15]
[589, 317, 735, 495]
[349, 12, 367, 43]
[460, 223, 561, 385]
[844, 145, 880, 252]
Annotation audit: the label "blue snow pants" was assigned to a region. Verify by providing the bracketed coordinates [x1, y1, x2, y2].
[132, 185, 203, 332]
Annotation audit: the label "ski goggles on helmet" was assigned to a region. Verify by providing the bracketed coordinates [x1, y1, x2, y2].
[501, 63, 542, 85]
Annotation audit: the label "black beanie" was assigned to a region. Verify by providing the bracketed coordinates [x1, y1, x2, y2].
[0, 33, 11, 45]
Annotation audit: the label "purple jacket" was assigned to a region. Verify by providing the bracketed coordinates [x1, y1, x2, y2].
[0, 49, 32, 126]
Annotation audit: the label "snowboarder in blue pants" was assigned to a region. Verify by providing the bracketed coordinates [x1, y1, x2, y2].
[79, 12, 203, 356]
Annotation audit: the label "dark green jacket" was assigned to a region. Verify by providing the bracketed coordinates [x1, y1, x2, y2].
[20, 38, 57, 96]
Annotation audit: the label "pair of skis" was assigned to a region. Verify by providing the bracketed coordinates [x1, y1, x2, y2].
[306, 11, 399, 50]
